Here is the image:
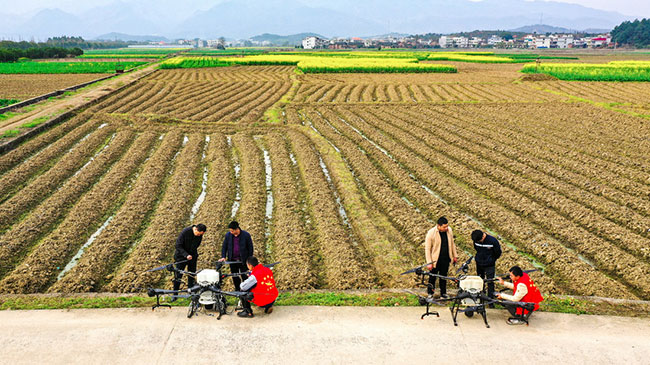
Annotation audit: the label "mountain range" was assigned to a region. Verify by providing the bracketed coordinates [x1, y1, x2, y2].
[0, 0, 633, 41]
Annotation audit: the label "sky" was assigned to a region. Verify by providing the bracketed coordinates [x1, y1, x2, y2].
[2, 0, 649, 18]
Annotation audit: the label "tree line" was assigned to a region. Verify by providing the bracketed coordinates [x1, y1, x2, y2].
[0, 46, 83, 62]
[0, 36, 137, 62]
[612, 19, 650, 48]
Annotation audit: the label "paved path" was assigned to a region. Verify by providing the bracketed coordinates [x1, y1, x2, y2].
[1, 306, 649, 364]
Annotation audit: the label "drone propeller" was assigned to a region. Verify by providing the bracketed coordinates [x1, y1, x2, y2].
[226, 261, 281, 276]
[428, 273, 460, 282]
[487, 269, 539, 282]
[455, 256, 474, 274]
[400, 262, 433, 275]
[219, 260, 242, 265]
[145, 259, 189, 273]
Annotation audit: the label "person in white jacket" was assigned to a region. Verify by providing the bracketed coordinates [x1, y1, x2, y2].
[424, 217, 458, 298]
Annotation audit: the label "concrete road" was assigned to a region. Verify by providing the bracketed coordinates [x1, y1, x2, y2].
[1, 306, 649, 364]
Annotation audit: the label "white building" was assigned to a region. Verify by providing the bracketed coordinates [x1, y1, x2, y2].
[556, 35, 574, 49]
[438, 36, 453, 48]
[302, 36, 328, 49]
[469, 37, 483, 47]
[488, 35, 504, 46]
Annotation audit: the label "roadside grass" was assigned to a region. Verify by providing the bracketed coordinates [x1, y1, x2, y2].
[1, 291, 648, 317]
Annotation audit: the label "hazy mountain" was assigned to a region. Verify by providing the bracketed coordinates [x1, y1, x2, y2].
[15, 9, 84, 39]
[93, 33, 170, 42]
[174, 0, 387, 38]
[81, 2, 164, 36]
[1, 0, 633, 40]
[510, 24, 578, 34]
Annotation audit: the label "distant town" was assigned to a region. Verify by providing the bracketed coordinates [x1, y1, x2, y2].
[144, 32, 615, 50]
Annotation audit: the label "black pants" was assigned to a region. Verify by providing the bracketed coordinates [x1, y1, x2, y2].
[477, 265, 496, 298]
[505, 304, 519, 317]
[428, 259, 450, 295]
[242, 298, 274, 312]
[229, 262, 248, 291]
[173, 259, 197, 291]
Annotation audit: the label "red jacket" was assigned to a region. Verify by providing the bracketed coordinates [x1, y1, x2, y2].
[513, 273, 543, 314]
[251, 265, 278, 307]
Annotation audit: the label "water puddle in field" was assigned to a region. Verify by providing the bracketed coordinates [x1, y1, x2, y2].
[190, 135, 210, 222]
[72, 133, 116, 178]
[228, 136, 242, 219]
[338, 116, 395, 161]
[318, 155, 350, 228]
[57, 215, 114, 280]
[289, 153, 297, 165]
[256, 137, 274, 247]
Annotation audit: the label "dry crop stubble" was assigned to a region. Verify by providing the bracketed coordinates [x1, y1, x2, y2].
[0, 113, 93, 175]
[0, 74, 102, 99]
[482, 103, 650, 174]
[50, 129, 185, 293]
[417, 105, 650, 217]
[295, 110, 412, 287]
[344, 105, 646, 298]
[336, 106, 557, 292]
[229, 133, 267, 262]
[265, 133, 318, 289]
[195, 134, 235, 270]
[368, 106, 650, 261]
[0, 124, 117, 232]
[105, 133, 203, 292]
[297, 106, 628, 298]
[392, 105, 650, 240]
[0, 115, 101, 202]
[0, 130, 144, 279]
[0, 131, 182, 294]
[286, 129, 375, 289]
[302, 109, 422, 279]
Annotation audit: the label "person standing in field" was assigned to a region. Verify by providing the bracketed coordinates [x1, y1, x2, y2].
[471, 229, 502, 300]
[424, 217, 459, 298]
[172, 224, 207, 297]
[219, 221, 254, 291]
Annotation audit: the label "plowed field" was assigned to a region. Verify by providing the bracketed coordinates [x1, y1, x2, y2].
[1, 63, 648, 299]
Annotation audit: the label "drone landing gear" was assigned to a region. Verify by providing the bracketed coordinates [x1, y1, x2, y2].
[151, 294, 172, 311]
[421, 302, 440, 319]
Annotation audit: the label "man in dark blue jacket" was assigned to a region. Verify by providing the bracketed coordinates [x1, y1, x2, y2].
[172, 224, 206, 295]
[219, 221, 254, 291]
[471, 229, 502, 300]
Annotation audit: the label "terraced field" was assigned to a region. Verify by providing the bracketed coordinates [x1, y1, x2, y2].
[0, 62, 648, 300]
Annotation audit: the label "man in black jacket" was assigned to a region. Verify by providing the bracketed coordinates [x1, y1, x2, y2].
[219, 221, 254, 291]
[172, 224, 207, 294]
[471, 229, 502, 300]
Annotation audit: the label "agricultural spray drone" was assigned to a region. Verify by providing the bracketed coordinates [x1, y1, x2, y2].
[144, 259, 279, 319]
[402, 256, 538, 327]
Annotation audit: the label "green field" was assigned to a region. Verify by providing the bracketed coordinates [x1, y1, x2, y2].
[0, 61, 148, 74]
[159, 54, 457, 73]
[0, 99, 19, 107]
[522, 61, 650, 81]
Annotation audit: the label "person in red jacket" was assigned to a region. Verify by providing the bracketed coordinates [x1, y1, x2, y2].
[496, 265, 544, 325]
[238, 256, 279, 318]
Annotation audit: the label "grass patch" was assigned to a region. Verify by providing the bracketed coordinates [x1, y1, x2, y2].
[1, 129, 21, 139]
[0, 99, 20, 107]
[1, 291, 648, 318]
[0, 61, 148, 74]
